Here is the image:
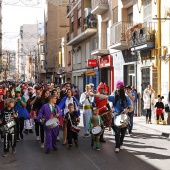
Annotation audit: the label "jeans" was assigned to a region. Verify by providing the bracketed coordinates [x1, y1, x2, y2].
[34, 120, 40, 137]
[128, 111, 134, 133]
[146, 109, 151, 119]
[16, 117, 24, 139]
[112, 126, 127, 148]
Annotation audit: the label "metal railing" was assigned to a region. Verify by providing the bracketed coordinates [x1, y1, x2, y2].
[130, 22, 156, 47]
[91, 0, 108, 10]
[84, 14, 97, 30]
[110, 21, 134, 45]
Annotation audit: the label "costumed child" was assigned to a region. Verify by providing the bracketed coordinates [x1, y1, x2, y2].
[38, 95, 62, 154]
[0, 88, 4, 142]
[155, 95, 166, 125]
[88, 107, 103, 151]
[64, 103, 80, 150]
[0, 98, 18, 157]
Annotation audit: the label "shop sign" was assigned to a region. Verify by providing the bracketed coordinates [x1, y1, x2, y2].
[99, 55, 113, 68]
[85, 70, 95, 76]
[87, 59, 98, 67]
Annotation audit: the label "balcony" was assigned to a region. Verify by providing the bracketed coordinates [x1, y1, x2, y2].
[91, 0, 109, 15]
[91, 34, 109, 56]
[110, 22, 134, 50]
[67, 14, 97, 46]
[130, 22, 156, 51]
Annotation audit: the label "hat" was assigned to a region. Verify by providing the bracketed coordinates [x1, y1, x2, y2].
[14, 87, 21, 92]
[116, 80, 125, 89]
[158, 95, 164, 99]
[28, 86, 33, 90]
[125, 85, 131, 89]
[89, 83, 94, 87]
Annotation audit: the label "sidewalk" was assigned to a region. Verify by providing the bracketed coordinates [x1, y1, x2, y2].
[133, 116, 170, 137]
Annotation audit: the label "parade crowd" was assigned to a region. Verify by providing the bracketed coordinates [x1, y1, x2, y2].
[0, 81, 168, 157]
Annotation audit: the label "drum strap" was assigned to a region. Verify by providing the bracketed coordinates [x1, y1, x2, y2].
[98, 116, 101, 125]
[68, 113, 73, 126]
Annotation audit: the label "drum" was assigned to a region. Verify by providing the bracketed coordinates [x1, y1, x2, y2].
[114, 113, 130, 128]
[100, 110, 113, 126]
[70, 125, 80, 133]
[5, 120, 16, 130]
[46, 118, 60, 129]
[91, 126, 103, 136]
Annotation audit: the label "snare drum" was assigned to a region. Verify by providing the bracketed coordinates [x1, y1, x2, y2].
[70, 125, 80, 133]
[5, 120, 16, 130]
[91, 126, 103, 136]
[114, 114, 130, 128]
[46, 118, 60, 129]
[100, 110, 112, 126]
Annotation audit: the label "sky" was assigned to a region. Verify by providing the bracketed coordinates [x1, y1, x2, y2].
[2, 0, 45, 51]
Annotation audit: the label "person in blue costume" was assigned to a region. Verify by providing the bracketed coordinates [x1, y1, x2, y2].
[58, 89, 80, 145]
[14, 87, 29, 141]
[91, 81, 133, 153]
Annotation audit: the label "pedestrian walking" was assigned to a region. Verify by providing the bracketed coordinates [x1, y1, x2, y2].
[143, 84, 155, 124]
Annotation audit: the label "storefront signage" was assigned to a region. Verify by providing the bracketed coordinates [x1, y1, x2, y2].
[85, 70, 95, 76]
[87, 59, 98, 67]
[99, 55, 113, 68]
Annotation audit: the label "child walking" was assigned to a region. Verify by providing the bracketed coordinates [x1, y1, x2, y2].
[88, 107, 103, 151]
[64, 103, 80, 150]
[155, 95, 166, 125]
[0, 98, 18, 157]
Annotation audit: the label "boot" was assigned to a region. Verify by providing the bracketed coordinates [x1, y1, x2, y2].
[149, 119, 152, 124]
[156, 120, 159, 124]
[162, 120, 166, 125]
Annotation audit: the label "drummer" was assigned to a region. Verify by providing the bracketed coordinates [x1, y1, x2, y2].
[93, 82, 111, 143]
[88, 107, 103, 151]
[38, 95, 62, 154]
[90, 80, 133, 153]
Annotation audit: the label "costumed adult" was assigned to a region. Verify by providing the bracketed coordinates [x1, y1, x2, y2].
[93, 82, 111, 143]
[33, 89, 50, 148]
[38, 95, 62, 154]
[14, 87, 29, 141]
[80, 84, 93, 137]
[58, 89, 80, 145]
[91, 80, 133, 153]
[143, 84, 155, 124]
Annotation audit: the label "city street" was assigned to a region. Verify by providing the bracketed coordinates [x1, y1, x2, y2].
[0, 117, 170, 170]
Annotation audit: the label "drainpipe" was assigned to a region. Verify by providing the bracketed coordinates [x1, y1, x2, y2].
[157, 0, 161, 95]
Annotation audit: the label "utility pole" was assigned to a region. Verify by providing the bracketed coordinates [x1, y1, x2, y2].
[157, 0, 161, 95]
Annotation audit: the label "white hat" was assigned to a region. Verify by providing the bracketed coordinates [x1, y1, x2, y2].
[89, 83, 94, 87]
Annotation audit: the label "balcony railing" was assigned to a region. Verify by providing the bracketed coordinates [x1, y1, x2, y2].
[110, 21, 134, 47]
[129, 22, 156, 48]
[91, 0, 109, 14]
[84, 14, 97, 31]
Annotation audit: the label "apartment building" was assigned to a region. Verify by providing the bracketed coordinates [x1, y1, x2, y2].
[44, 2, 69, 83]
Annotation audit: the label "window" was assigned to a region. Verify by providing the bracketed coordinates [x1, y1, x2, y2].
[73, 52, 76, 64]
[68, 51, 71, 66]
[77, 50, 81, 63]
[71, 16, 74, 32]
[77, 7, 82, 28]
[86, 42, 90, 61]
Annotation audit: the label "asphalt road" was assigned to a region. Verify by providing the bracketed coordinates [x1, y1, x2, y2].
[0, 122, 170, 170]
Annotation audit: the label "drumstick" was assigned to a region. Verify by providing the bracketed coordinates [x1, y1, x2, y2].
[98, 106, 107, 110]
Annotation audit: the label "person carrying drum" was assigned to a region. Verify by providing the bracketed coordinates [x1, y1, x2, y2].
[80, 84, 93, 138]
[38, 95, 62, 154]
[64, 103, 80, 150]
[90, 81, 133, 153]
[93, 82, 111, 143]
[88, 107, 103, 151]
[0, 98, 18, 157]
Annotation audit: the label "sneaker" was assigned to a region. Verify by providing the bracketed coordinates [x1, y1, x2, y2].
[41, 143, 44, 149]
[16, 138, 20, 142]
[75, 141, 78, 147]
[3, 152, 8, 157]
[115, 148, 120, 153]
[83, 134, 89, 138]
[36, 136, 40, 141]
[100, 138, 106, 143]
[23, 130, 28, 135]
[91, 143, 94, 148]
[96, 147, 100, 151]
[68, 145, 72, 150]
[29, 130, 34, 133]
[45, 150, 50, 154]
[12, 147, 16, 154]
[120, 145, 124, 150]
[57, 136, 60, 141]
